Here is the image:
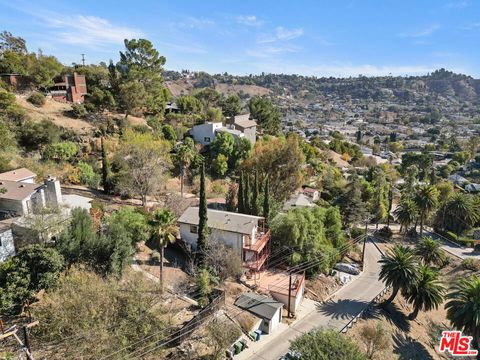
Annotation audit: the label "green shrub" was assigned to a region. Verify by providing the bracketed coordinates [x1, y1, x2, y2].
[27, 92, 46, 106]
[43, 141, 78, 161]
[77, 162, 101, 188]
[71, 104, 87, 118]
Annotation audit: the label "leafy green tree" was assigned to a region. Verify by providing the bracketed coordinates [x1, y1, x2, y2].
[119, 80, 147, 117]
[211, 131, 234, 158]
[118, 38, 168, 115]
[161, 124, 177, 144]
[206, 107, 223, 122]
[338, 175, 369, 228]
[109, 206, 149, 244]
[414, 185, 439, 236]
[149, 209, 178, 289]
[405, 265, 445, 319]
[271, 206, 344, 274]
[446, 275, 480, 351]
[194, 88, 220, 112]
[177, 95, 202, 114]
[56, 208, 97, 267]
[0, 245, 64, 313]
[212, 154, 228, 177]
[0, 31, 27, 54]
[230, 137, 252, 168]
[241, 135, 305, 201]
[414, 237, 446, 266]
[248, 96, 281, 135]
[220, 94, 241, 117]
[393, 198, 417, 234]
[379, 245, 418, 306]
[291, 329, 367, 360]
[197, 161, 208, 266]
[196, 268, 213, 307]
[113, 129, 172, 206]
[19, 119, 61, 151]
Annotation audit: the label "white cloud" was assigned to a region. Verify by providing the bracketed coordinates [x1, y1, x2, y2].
[399, 25, 440, 38]
[246, 45, 299, 58]
[235, 15, 263, 27]
[174, 16, 215, 29]
[48, 15, 143, 46]
[258, 26, 304, 43]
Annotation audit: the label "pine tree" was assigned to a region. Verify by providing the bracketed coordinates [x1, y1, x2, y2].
[197, 161, 208, 266]
[101, 137, 112, 194]
[238, 172, 244, 213]
[263, 176, 270, 225]
[252, 170, 259, 216]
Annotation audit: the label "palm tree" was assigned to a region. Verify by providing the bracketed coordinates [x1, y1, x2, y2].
[440, 193, 480, 239]
[379, 245, 419, 307]
[445, 275, 480, 352]
[149, 209, 179, 290]
[414, 185, 439, 236]
[177, 140, 195, 198]
[393, 198, 417, 235]
[414, 237, 446, 267]
[405, 265, 445, 320]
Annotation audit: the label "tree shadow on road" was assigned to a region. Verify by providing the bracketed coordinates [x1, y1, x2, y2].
[316, 299, 369, 320]
[392, 332, 434, 360]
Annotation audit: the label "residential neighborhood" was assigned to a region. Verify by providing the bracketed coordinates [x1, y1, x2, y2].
[1, 2, 480, 360]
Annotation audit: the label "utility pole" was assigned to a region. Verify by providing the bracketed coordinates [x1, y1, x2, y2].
[287, 273, 292, 318]
[81, 53, 86, 66]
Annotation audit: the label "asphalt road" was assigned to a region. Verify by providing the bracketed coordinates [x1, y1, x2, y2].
[237, 238, 386, 360]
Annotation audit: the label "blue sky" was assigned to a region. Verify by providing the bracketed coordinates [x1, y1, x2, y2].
[1, 0, 479, 77]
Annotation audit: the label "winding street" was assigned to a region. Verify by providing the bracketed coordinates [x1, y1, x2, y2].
[236, 238, 386, 360]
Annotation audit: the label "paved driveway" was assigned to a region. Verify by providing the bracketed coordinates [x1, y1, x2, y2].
[236, 238, 386, 360]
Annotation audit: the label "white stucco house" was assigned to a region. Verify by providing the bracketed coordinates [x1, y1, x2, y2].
[190, 116, 257, 146]
[0, 168, 92, 260]
[178, 207, 270, 272]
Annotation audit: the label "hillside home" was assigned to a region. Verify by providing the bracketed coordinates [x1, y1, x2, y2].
[283, 193, 315, 211]
[226, 114, 257, 145]
[190, 119, 256, 146]
[178, 207, 270, 272]
[50, 72, 87, 103]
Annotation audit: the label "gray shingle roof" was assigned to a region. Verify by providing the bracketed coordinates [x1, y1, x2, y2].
[178, 207, 263, 235]
[0, 180, 42, 201]
[234, 292, 283, 320]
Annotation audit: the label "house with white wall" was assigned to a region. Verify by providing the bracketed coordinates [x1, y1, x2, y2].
[190, 117, 257, 146]
[268, 273, 305, 315]
[178, 207, 270, 273]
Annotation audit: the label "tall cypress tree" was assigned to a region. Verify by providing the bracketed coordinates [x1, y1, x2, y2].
[238, 172, 244, 213]
[252, 170, 259, 216]
[101, 137, 112, 194]
[263, 176, 270, 225]
[197, 161, 208, 266]
[244, 173, 251, 214]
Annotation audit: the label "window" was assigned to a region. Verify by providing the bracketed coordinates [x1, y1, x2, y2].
[204, 137, 211, 143]
[190, 225, 198, 234]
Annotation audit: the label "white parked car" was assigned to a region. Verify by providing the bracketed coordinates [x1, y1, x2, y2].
[334, 262, 360, 275]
